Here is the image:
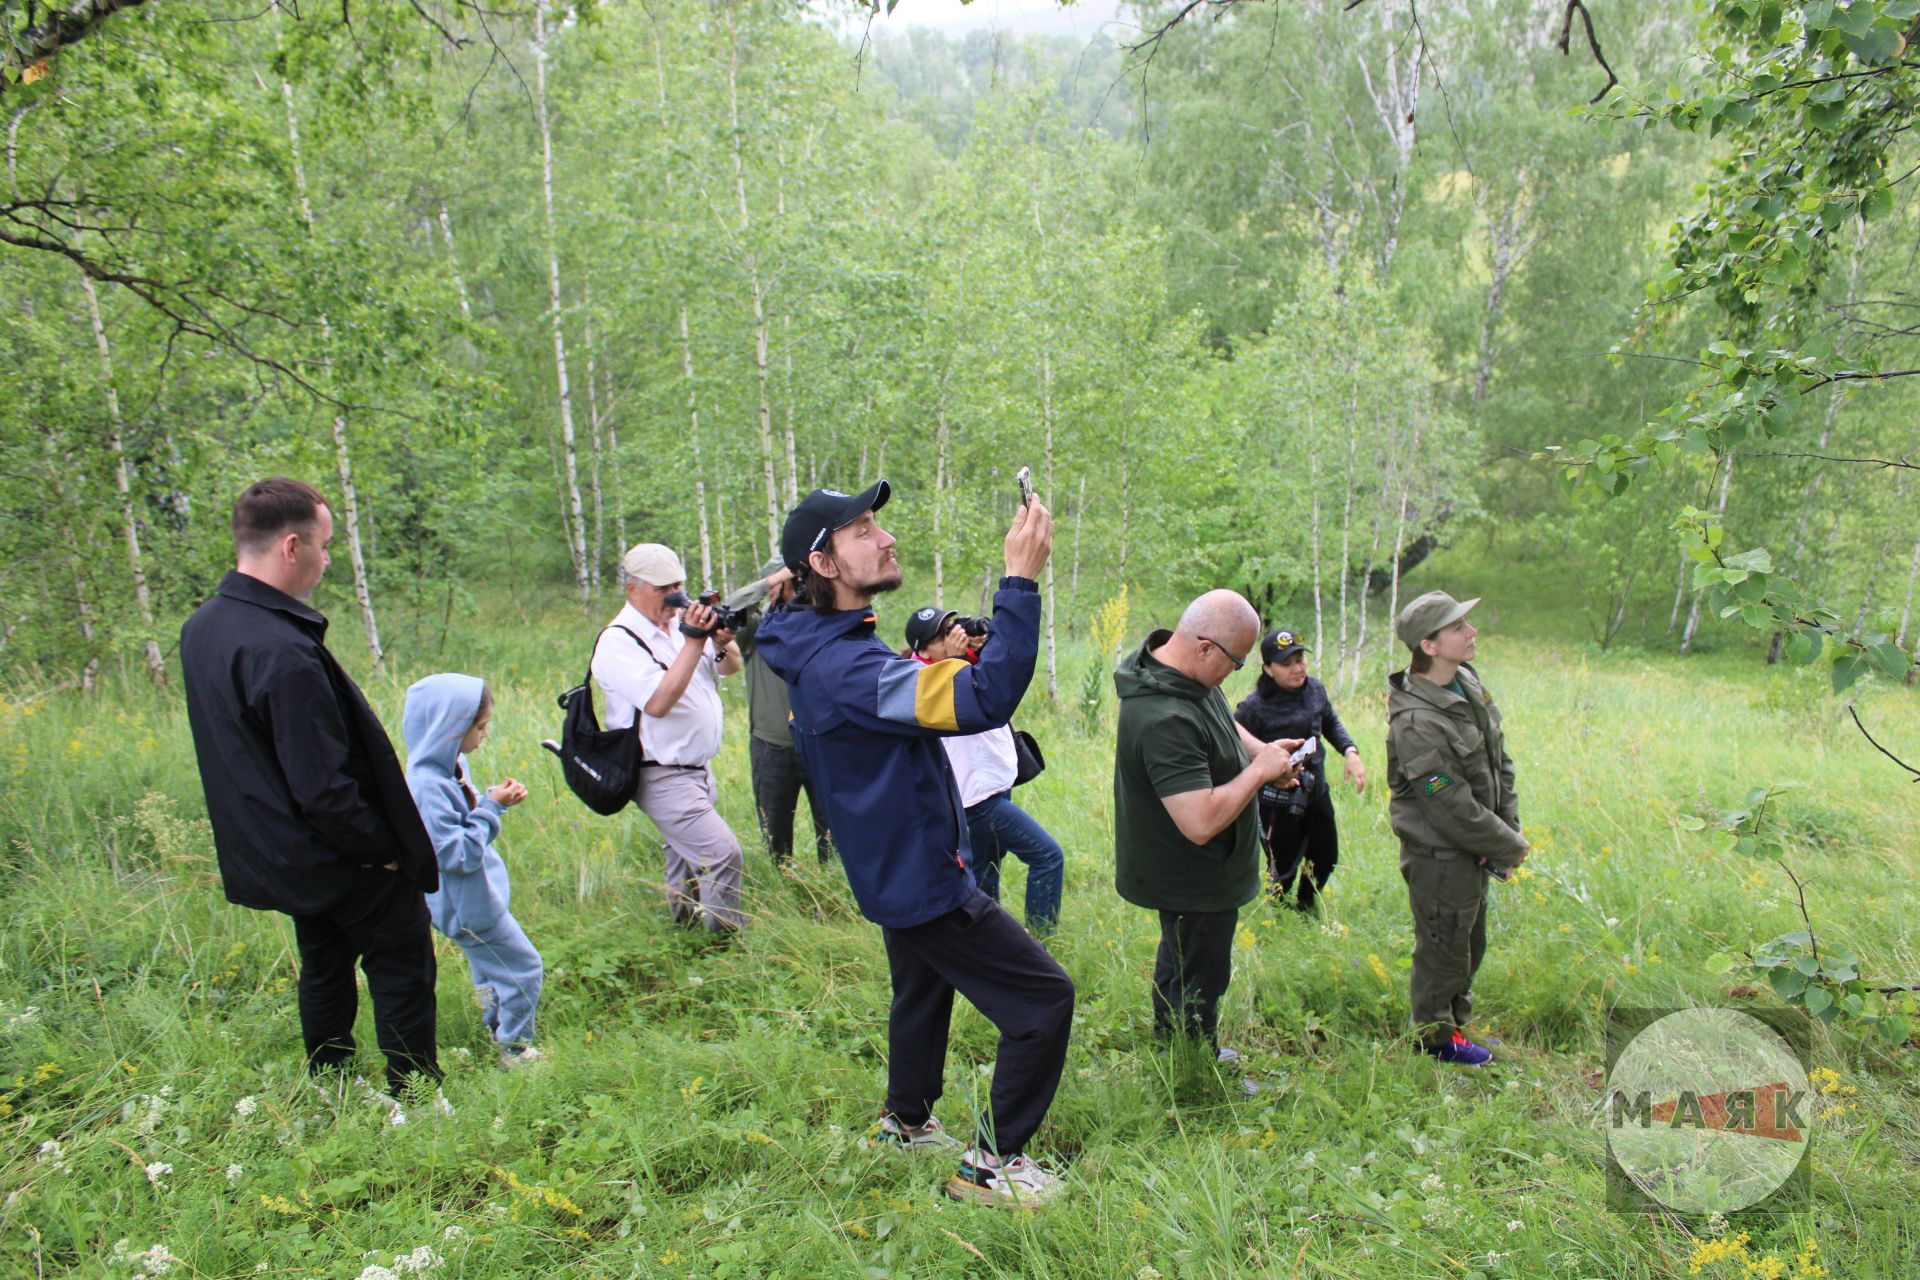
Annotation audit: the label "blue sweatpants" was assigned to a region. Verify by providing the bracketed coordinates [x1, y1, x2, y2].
[453, 914, 543, 1047]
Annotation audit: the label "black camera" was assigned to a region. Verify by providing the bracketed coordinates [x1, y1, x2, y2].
[1261, 768, 1318, 814]
[665, 589, 747, 637]
[952, 615, 991, 639]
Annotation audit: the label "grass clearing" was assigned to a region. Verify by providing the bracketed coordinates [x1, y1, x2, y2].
[2, 563, 1916, 1278]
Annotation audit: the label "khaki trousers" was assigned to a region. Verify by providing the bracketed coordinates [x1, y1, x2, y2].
[1399, 843, 1488, 1044]
[636, 764, 745, 932]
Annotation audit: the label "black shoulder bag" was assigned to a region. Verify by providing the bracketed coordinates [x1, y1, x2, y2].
[1012, 727, 1046, 787]
[544, 625, 666, 816]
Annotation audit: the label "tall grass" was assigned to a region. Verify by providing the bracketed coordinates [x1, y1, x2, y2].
[1, 571, 1916, 1278]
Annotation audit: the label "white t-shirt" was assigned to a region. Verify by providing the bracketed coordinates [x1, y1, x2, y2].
[590, 603, 724, 767]
[943, 723, 1019, 809]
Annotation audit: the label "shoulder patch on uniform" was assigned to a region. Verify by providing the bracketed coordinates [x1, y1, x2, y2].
[1424, 774, 1453, 796]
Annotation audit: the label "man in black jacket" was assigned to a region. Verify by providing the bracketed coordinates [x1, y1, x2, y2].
[1233, 627, 1367, 911]
[181, 478, 442, 1097]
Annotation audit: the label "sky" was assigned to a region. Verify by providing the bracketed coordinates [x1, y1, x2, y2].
[852, 0, 1129, 41]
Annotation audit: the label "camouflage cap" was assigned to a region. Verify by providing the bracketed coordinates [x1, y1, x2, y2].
[1396, 590, 1479, 651]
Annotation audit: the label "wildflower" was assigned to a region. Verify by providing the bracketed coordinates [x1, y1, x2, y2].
[1367, 953, 1392, 986]
[233, 1095, 259, 1119]
[1138, 1267, 1164, 1280]
[1505, 1219, 1522, 1232]
[1419, 1173, 1444, 1193]
[37, 1140, 70, 1174]
[144, 1161, 173, 1188]
[1486, 1253, 1503, 1267]
[135, 1244, 177, 1276]
[355, 1268, 399, 1280]
[443, 1225, 465, 1241]
[389, 1105, 408, 1127]
[4, 1006, 40, 1031]
[226, 1164, 244, 1183]
[449, 1047, 472, 1062]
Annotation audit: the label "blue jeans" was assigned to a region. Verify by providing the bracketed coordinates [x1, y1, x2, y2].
[964, 791, 1064, 934]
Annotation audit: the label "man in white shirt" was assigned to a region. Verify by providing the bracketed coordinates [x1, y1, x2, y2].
[591, 543, 747, 933]
[904, 606, 1064, 934]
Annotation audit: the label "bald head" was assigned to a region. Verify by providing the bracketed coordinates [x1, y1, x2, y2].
[1158, 589, 1260, 688]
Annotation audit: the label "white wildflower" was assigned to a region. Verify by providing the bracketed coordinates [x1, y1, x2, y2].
[1419, 1173, 1444, 1193]
[1137, 1267, 1163, 1280]
[225, 1164, 244, 1183]
[37, 1139, 70, 1174]
[1604, 916, 1620, 929]
[4, 1005, 40, 1031]
[449, 1047, 472, 1061]
[233, 1095, 259, 1119]
[136, 1243, 177, 1276]
[490, 1115, 505, 1135]
[1506, 1219, 1523, 1232]
[354, 1268, 399, 1280]
[442, 1225, 465, 1241]
[393, 1245, 443, 1273]
[1486, 1252, 1503, 1266]
[1299, 1149, 1317, 1167]
[1705, 1211, 1729, 1237]
[144, 1161, 172, 1188]
[388, 1105, 408, 1127]
[110, 1240, 135, 1264]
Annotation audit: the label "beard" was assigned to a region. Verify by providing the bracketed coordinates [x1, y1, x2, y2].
[856, 562, 905, 596]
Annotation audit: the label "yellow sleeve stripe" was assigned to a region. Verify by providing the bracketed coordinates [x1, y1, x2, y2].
[913, 659, 962, 731]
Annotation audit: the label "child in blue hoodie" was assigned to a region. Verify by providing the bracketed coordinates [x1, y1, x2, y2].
[401, 674, 544, 1069]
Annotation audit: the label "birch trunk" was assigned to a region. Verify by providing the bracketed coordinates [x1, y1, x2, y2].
[584, 286, 605, 593]
[1039, 347, 1058, 701]
[1336, 419, 1357, 677]
[1667, 547, 1688, 636]
[1383, 414, 1423, 679]
[1473, 189, 1531, 404]
[1310, 453, 1325, 660]
[933, 392, 950, 604]
[78, 271, 164, 683]
[533, 0, 590, 604]
[1069, 473, 1085, 618]
[1117, 399, 1133, 589]
[46, 441, 99, 690]
[782, 312, 800, 505]
[724, 19, 781, 555]
[680, 307, 715, 587]
[1896, 533, 1920, 649]
[607, 364, 626, 552]
[1680, 453, 1734, 654]
[438, 202, 472, 322]
[1356, 31, 1420, 276]
[275, 40, 382, 662]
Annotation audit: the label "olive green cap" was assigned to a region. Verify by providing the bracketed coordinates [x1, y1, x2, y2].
[1396, 590, 1479, 651]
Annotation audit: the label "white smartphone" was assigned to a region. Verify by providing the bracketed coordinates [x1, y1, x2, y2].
[1016, 466, 1034, 506]
[1289, 737, 1318, 767]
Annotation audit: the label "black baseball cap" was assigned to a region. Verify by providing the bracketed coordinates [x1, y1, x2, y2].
[904, 605, 957, 653]
[1261, 626, 1309, 665]
[780, 479, 892, 574]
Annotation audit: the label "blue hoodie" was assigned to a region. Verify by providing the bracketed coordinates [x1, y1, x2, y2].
[755, 578, 1042, 928]
[402, 674, 510, 938]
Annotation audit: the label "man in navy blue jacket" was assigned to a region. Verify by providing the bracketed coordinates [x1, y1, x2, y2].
[756, 480, 1073, 1208]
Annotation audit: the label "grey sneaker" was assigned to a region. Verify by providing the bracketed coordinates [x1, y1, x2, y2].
[863, 1113, 961, 1152]
[945, 1150, 1066, 1208]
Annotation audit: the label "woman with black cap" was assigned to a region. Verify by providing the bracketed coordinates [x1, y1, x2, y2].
[1232, 627, 1366, 910]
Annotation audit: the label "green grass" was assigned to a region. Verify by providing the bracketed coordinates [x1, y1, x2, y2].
[2, 562, 1917, 1279]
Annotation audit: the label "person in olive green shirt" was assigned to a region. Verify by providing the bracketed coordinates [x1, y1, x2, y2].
[1386, 591, 1529, 1067]
[1114, 590, 1300, 1058]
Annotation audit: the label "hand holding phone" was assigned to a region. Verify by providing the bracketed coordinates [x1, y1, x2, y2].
[1288, 737, 1318, 767]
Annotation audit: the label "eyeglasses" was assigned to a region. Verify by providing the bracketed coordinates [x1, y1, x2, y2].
[1197, 636, 1247, 671]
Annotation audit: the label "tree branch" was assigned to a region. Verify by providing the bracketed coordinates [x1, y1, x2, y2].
[1555, 0, 1618, 105]
[1737, 450, 1918, 473]
[1, 0, 152, 93]
[1849, 705, 1920, 782]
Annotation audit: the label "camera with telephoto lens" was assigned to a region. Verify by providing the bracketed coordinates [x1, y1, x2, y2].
[951, 615, 991, 639]
[665, 589, 747, 637]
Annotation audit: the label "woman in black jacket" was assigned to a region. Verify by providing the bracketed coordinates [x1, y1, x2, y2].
[1232, 627, 1367, 910]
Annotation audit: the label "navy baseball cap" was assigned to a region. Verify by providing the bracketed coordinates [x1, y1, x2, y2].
[780, 479, 891, 574]
[904, 605, 957, 653]
[1261, 627, 1309, 664]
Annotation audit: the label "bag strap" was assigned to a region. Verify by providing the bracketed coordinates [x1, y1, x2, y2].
[582, 623, 669, 686]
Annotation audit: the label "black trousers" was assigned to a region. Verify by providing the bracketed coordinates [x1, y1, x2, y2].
[290, 869, 439, 1096]
[881, 890, 1075, 1158]
[749, 737, 834, 865]
[1261, 788, 1339, 907]
[1151, 907, 1239, 1047]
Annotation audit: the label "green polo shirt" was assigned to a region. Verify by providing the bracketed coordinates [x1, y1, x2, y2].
[1112, 630, 1261, 913]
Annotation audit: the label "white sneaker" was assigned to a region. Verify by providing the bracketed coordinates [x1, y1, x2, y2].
[863, 1113, 961, 1152]
[499, 1045, 545, 1071]
[944, 1149, 1066, 1208]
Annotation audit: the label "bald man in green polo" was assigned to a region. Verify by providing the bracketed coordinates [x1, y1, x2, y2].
[1385, 591, 1529, 1067]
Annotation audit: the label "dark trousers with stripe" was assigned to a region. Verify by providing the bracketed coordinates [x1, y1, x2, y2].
[881, 890, 1075, 1158]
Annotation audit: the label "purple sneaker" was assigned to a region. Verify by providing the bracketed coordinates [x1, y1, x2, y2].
[1424, 1031, 1494, 1067]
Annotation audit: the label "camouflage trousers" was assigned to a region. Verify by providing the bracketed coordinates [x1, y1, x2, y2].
[1399, 843, 1489, 1047]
